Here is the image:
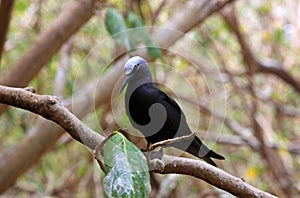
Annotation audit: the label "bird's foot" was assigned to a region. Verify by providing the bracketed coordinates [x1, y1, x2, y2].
[142, 146, 164, 160]
[146, 147, 165, 172]
[149, 147, 164, 160]
[148, 157, 165, 172]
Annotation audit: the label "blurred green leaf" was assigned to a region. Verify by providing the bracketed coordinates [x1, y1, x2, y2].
[274, 27, 284, 43]
[127, 12, 144, 28]
[127, 12, 162, 59]
[14, 1, 30, 13]
[105, 8, 131, 50]
[147, 46, 162, 59]
[258, 2, 271, 14]
[103, 132, 151, 198]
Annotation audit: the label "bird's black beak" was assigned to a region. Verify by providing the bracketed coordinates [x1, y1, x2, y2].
[119, 75, 130, 94]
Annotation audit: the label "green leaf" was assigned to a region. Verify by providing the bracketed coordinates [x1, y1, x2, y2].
[274, 27, 284, 43]
[147, 46, 163, 59]
[127, 12, 144, 29]
[105, 8, 131, 50]
[127, 12, 162, 59]
[103, 132, 151, 198]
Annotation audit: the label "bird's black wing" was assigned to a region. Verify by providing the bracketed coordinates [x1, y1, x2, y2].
[157, 90, 182, 113]
[156, 88, 192, 137]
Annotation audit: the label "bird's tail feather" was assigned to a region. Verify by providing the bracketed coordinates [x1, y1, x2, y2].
[207, 149, 225, 160]
[166, 134, 225, 166]
[186, 137, 225, 167]
[202, 156, 218, 167]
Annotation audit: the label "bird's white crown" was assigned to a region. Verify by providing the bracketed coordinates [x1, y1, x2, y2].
[124, 56, 147, 75]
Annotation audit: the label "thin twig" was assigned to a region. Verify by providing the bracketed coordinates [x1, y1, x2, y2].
[151, 0, 166, 25]
[148, 132, 196, 151]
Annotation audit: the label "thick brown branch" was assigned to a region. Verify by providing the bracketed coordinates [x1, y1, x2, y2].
[0, 55, 127, 193]
[0, 85, 277, 197]
[159, 156, 277, 198]
[0, 85, 104, 149]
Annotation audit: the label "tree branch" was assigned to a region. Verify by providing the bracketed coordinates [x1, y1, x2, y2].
[0, 0, 15, 60]
[0, 85, 277, 197]
[257, 61, 300, 93]
[0, 85, 104, 149]
[160, 156, 277, 198]
[0, 55, 128, 193]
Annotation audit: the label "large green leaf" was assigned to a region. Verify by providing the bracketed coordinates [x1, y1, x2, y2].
[105, 8, 131, 50]
[103, 132, 151, 198]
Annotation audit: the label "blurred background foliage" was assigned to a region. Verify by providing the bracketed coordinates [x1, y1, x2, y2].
[0, 0, 299, 197]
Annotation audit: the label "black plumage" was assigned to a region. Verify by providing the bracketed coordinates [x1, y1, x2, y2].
[119, 56, 224, 166]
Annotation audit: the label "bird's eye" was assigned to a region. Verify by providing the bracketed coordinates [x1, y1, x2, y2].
[134, 64, 140, 70]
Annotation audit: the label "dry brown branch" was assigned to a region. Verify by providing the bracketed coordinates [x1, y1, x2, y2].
[160, 156, 277, 198]
[0, 85, 277, 198]
[0, 0, 15, 60]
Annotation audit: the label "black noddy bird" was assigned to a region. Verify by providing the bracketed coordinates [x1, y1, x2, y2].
[119, 56, 224, 166]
